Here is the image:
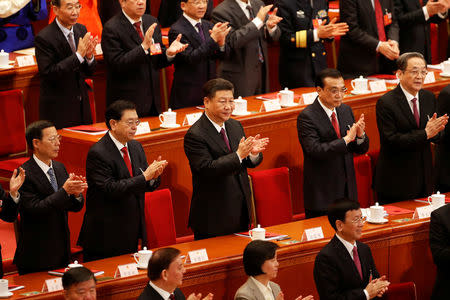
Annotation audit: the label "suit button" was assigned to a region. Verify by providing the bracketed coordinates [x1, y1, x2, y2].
[312, 53, 316, 58]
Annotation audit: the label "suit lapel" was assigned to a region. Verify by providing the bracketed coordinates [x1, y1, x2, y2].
[395, 85, 419, 128]
[52, 162, 67, 189]
[312, 98, 339, 138]
[28, 157, 55, 195]
[246, 278, 267, 299]
[52, 20, 73, 57]
[331, 236, 364, 283]
[228, 0, 251, 26]
[127, 141, 141, 177]
[180, 16, 203, 47]
[200, 114, 231, 154]
[336, 105, 351, 138]
[418, 89, 431, 129]
[103, 133, 133, 178]
[225, 120, 242, 152]
[119, 12, 142, 46]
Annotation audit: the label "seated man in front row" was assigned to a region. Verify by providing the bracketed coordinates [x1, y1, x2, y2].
[138, 247, 213, 300]
[63, 266, 97, 300]
[314, 198, 390, 299]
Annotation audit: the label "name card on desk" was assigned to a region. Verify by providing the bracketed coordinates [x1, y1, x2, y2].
[187, 249, 208, 264]
[43, 278, 63, 292]
[16, 55, 35, 67]
[114, 263, 139, 278]
[369, 80, 387, 93]
[136, 121, 151, 135]
[413, 205, 433, 219]
[301, 92, 318, 105]
[183, 112, 202, 126]
[260, 100, 281, 112]
[301, 226, 324, 242]
[424, 71, 436, 84]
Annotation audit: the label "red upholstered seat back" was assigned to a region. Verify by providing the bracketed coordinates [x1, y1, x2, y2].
[353, 154, 373, 208]
[249, 167, 293, 227]
[85, 79, 96, 124]
[381, 282, 417, 300]
[144, 189, 177, 248]
[0, 89, 26, 157]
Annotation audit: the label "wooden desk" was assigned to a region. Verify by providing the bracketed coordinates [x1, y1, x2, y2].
[7, 200, 436, 300]
[58, 73, 450, 240]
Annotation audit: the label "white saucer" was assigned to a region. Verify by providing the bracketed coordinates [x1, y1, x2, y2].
[440, 72, 450, 77]
[367, 217, 388, 224]
[0, 292, 13, 298]
[351, 89, 371, 95]
[0, 65, 13, 70]
[281, 102, 299, 108]
[160, 123, 181, 129]
[232, 111, 251, 116]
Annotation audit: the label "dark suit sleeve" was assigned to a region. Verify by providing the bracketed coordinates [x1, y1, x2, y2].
[430, 209, 450, 270]
[386, 0, 399, 42]
[0, 187, 18, 223]
[376, 97, 429, 150]
[314, 252, 367, 300]
[297, 111, 349, 159]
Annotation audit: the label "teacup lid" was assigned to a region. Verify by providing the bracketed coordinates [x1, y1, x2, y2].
[69, 260, 83, 268]
[165, 108, 176, 115]
[235, 96, 246, 102]
[139, 246, 152, 254]
[280, 87, 293, 94]
[252, 224, 265, 231]
[0, 49, 7, 56]
[370, 202, 383, 209]
[354, 75, 366, 81]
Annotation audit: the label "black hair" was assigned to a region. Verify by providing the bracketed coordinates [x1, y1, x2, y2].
[243, 240, 279, 276]
[396, 52, 426, 71]
[147, 247, 181, 281]
[202, 78, 234, 99]
[315, 68, 343, 88]
[104, 100, 137, 130]
[327, 198, 361, 231]
[25, 120, 54, 150]
[62, 267, 96, 290]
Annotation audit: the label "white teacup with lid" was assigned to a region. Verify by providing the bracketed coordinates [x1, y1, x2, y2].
[65, 260, 83, 271]
[249, 224, 266, 241]
[134, 247, 153, 269]
[369, 202, 385, 222]
[443, 60, 450, 74]
[351, 76, 369, 92]
[0, 279, 9, 296]
[277, 87, 294, 106]
[0, 50, 9, 67]
[428, 191, 445, 209]
[233, 96, 248, 115]
[159, 108, 177, 127]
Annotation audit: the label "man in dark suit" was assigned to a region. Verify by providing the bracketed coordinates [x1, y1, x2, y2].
[101, 0, 188, 117]
[168, 0, 230, 109]
[184, 79, 268, 240]
[297, 69, 369, 218]
[212, 0, 282, 97]
[78, 100, 168, 261]
[430, 203, 450, 299]
[35, 0, 98, 129]
[158, 0, 214, 27]
[15, 121, 86, 275]
[138, 247, 213, 300]
[276, 0, 348, 88]
[436, 84, 450, 193]
[0, 168, 25, 278]
[314, 198, 390, 299]
[374, 52, 448, 204]
[338, 0, 400, 78]
[394, 0, 448, 64]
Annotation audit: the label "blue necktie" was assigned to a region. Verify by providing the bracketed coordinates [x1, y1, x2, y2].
[47, 168, 58, 192]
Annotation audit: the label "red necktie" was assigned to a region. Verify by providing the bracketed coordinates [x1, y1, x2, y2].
[374, 0, 386, 42]
[331, 112, 341, 138]
[412, 98, 420, 128]
[121, 146, 133, 176]
[169, 294, 175, 300]
[220, 128, 231, 152]
[353, 246, 363, 279]
[133, 21, 144, 41]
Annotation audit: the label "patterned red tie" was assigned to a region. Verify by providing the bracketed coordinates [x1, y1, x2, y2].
[412, 98, 420, 127]
[374, 0, 386, 42]
[220, 128, 231, 152]
[133, 21, 144, 41]
[353, 246, 363, 279]
[121, 146, 133, 176]
[331, 112, 341, 138]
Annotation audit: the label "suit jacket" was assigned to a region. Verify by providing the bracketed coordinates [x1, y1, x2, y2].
[102, 13, 170, 117]
[184, 114, 262, 237]
[234, 278, 281, 300]
[297, 99, 369, 211]
[78, 133, 159, 260]
[158, 0, 213, 27]
[430, 204, 450, 299]
[15, 157, 84, 273]
[35, 20, 96, 129]
[436, 84, 450, 192]
[394, 0, 445, 64]
[168, 16, 225, 109]
[374, 85, 438, 200]
[138, 284, 185, 300]
[276, 0, 329, 88]
[338, 0, 399, 78]
[314, 235, 380, 300]
[212, 0, 281, 97]
[0, 186, 19, 278]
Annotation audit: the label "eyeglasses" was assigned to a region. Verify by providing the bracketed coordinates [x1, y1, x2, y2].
[63, 4, 82, 11]
[47, 135, 62, 144]
[326, 87, 347, 95]
[188, 0, 208, 6]
[121, 119, 141, 127]
[350, 216, 366, 224]
[405, 69, 428, 77]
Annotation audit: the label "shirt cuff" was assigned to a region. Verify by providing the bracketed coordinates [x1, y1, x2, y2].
[423, 6, 430, 21]
[313, 29, 319, 42]
[236, 152, 243, 163]
[356, 133, 366, 145]
[376, 41, 382, 52]
[438, 10, 448, 18]
[166, 52, 175, 61]
[249, 153, 260, 163]
[141, 44, 149, 55]
[76, 195, 83, 202]
[86, 55, 95, 65]
[10, 192, 19, 204]
[220, 45, 225, 51]
[253, 17, 264, 30]
[364, 289, 369, 300]
[75, 52, 84, 63]
[268, 25, 278, 36]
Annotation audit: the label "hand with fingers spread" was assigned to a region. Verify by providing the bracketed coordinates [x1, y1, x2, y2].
[294, 295, 314, 300]
[236, 136, 255, 160]
[256, 4, 273, 23]
[143, 156, 168, 180]
[250, 134, 269, 155]
[142, 23, 158, 51]
[266, 7, 283, 30]
[210, 22, 231, 46]
[317, 17, 348, 39]
[77, 32, 92, 58]
[365, 275, 390, 298]
[356, 114, 366, 138]
[63, 173, 88, 195]
[167, 33, 189, 56]
[425, 113, 449, 139]
[9, 167, 25, 199]
[85, 35, 99, 59]
[186, 293, 214, 300]
[344, 123, 358, 144]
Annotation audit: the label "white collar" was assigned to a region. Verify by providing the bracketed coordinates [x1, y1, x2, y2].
[399, 84, 419, 102]
[122, 9, 143, 25]
[335, 233, 357, 259]
[250, 276, 273, 293]
[149, 281, 172, 300]
[183, 12, 201, 27]
[317, 97, 337, 119]
[108, 131, 128, 152]
[204, 112, 226, 134]
[236, 0, 251, 11]
[55, 17, 74, 38]
[33, 154, 53, 174]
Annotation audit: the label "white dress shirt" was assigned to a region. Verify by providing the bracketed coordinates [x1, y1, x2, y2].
[149, 281, 172, 300]
[55, 18, 94, 65]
